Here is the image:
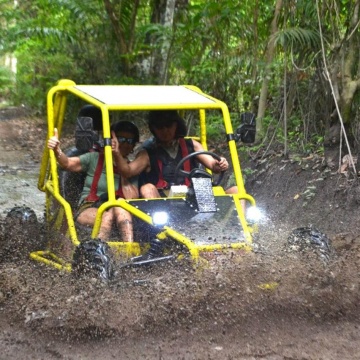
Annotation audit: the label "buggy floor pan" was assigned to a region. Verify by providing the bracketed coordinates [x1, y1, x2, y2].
[128, 195, 248, 247]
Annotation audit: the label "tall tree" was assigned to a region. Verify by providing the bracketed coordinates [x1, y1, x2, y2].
[256, 0, 283, 139]
[102, 0, 141, 77]
[327, 0, 360, 125]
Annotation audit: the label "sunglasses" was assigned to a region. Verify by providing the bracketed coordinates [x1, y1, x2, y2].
[117, 136, 136, 145]
[153, 122, 175, 130]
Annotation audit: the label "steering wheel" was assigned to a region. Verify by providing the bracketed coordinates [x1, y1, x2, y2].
[173, 151, 226, 186]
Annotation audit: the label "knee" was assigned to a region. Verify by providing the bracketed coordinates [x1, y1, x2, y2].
[226, 186, 238, 194]
[114, 207, 132, 221]
[102, 209, 115, 222]
[140, 183, 157, 198]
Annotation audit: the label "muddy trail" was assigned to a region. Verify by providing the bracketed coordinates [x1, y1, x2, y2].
[1, 114, 360, 359]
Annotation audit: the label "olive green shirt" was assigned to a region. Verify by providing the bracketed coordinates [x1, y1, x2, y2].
[79, 152, 137, 204]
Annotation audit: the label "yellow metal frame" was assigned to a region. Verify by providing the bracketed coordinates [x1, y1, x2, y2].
[33, 79, 257, 271]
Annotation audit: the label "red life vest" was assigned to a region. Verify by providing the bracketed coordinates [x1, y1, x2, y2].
[155, 138, 191, 189]
[85, 153, 124, 201]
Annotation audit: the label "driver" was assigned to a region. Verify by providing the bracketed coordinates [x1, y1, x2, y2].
[112, 110, 237, 197]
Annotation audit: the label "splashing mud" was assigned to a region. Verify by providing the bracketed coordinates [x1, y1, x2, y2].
[1, 220, 360, 359]
[1, 116, 360, 359]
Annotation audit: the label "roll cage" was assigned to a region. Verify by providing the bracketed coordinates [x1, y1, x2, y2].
[33, 79, 257, 271]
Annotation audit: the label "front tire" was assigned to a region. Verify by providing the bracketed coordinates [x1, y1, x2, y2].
[72, 239, 114, 281]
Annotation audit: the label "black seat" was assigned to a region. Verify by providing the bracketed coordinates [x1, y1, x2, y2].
[58, 147, 87, 210]
[59, 105, 103, 210]
[236, 112, 256, 143]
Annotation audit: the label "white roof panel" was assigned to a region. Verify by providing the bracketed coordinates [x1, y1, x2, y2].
[74, 85, 217, 107]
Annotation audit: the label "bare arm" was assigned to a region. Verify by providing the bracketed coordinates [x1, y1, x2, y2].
[192, 139, 229, 173]
[47, 128, 82, 172]
[121, 177, 139, 199]
[111, 131, 151, 178]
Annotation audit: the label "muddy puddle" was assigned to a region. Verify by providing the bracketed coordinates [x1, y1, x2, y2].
[1, 237, 360, 359]
[0, 167, 45, 220]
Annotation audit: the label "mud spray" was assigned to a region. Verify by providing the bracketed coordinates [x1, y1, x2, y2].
[1, 219, 359, 344]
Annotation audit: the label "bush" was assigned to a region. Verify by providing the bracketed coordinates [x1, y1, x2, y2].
[14, 43, 80, 114]
[0, 65, 15, 104]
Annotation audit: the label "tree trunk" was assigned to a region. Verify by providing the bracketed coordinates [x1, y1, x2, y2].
[102, 0, 141, 76]
[256, 0, 283, 140]
[324, 0, 360, 167]
[141, 0, 176, 83]
[337, 0, 360, 125]
[158, 0, 176, 84]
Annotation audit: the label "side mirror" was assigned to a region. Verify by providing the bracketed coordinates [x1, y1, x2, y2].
[235, 112, 256, 144]
[75, 116, 100, 151]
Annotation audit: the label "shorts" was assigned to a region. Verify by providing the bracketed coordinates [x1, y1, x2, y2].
[74, 198, 106, 220]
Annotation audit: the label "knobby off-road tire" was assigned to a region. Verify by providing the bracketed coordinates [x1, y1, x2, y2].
[0, 206, 41, 263]
[287, 226, 333, 263]
[72, 239, 114, 282]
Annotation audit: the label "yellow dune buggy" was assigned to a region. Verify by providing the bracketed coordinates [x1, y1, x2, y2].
[29, 79, 258, 280]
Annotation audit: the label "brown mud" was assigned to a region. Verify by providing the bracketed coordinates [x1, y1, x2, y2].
[0, 115, 360, 359]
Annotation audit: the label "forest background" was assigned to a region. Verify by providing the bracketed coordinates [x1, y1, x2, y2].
[1, 0, 360, 166]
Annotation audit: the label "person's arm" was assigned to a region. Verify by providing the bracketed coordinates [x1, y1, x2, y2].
[121, 176, 139, 199]
[111, 130, 151, 178]
[47, 128, 82, 172]
[192, 139, 229, 173]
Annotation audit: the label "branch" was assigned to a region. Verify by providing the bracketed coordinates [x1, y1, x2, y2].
[316, 0, 357, 174]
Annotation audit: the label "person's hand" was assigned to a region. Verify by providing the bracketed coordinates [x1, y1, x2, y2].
[48, 128, 60, 150]
[111, 130, 120, 154]
[214, 157, 229, 172]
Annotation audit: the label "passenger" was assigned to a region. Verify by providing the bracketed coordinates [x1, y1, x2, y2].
[111, 110, 237, 197]
[48, 120, 140, 242]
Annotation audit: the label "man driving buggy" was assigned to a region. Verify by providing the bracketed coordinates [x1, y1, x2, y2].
[111, 110, 237, 196]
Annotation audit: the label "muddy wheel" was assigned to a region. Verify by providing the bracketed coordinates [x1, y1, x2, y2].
[0, 206, 41, 263]
[72, 239, 114, 281]
[287, 226, 333, 263]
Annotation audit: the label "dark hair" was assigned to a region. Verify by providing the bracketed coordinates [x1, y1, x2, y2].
[111, 121, 140, 143]
[148, 110, 187, 139]
[77, 105, 102, 131]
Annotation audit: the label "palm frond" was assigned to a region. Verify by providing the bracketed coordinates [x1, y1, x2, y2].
[273, 27, 321, 51]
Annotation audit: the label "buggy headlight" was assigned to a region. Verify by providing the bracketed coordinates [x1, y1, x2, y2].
[152, 211, 169, 226]
[246, 206, 262, 223]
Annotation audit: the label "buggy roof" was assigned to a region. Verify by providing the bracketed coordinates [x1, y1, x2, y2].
[70, 85, 222, 110]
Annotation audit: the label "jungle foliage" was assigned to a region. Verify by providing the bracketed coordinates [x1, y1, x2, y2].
[1, 0, 360, 157]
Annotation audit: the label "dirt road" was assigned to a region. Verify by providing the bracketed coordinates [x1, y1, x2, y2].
[1, 116, 360, 359]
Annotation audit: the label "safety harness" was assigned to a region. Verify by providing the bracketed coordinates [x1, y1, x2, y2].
[85, 153, 124, 201]
[155, 138, 191, 189]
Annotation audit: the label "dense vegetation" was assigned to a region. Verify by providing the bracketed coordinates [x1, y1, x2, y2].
[1, 0, 359, 159]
